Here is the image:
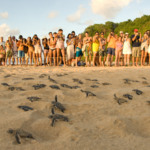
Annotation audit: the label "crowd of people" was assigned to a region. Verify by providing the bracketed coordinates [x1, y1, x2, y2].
[0, 29, 150, 67]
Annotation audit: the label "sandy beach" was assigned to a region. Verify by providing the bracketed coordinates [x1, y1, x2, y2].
[0, 66, 150, 150]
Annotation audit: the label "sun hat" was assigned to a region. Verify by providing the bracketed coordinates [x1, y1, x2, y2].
[120, 31, 123, 34]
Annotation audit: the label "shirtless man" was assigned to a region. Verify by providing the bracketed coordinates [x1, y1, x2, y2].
[48, 32, 57, 66]
[56, 29, 66, 66]
[83, 32, 92, 66]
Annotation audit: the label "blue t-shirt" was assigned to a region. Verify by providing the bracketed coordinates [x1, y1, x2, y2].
[131, 35, 141, 47]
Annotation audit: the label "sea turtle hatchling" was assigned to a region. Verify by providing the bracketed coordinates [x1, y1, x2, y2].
[48, 76, 57, 84]
[18, 106, 34, 111]
[27, 97, 41, 102]
[81, 90, 96, 97]
[48, 108, 69, 127]
[49, 85, 60, 90]
[60, 84, 72, 89]
[52, 95, 66, 113]
[114, 94, 128, 105]
[123, 94, 133, 100]
[32, 84, 46, 90]
[132, 89, 143, 95]
[1, 83, 10, 86]
[8, 128, 35, 144]
[73, 78, 83, 84]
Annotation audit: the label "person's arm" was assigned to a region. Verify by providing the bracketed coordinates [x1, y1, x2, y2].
[132, 34, 137, 41]
[139, 33, 142, 42]
[107, 33, 111, 42]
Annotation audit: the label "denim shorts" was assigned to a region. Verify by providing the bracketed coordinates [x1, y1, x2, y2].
[18, 50, 25, 58]
[107, 48, 115, 56]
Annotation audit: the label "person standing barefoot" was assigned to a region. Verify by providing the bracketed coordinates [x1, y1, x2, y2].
[92, 32, 100, 66]
[42, 37, 49, 66]
[76, 34, 83, 67]
[66, 33, 75, 66]
[34, 39, 42, 66]
[99, 32, 107, 67]
[131, 29, 141, 66]
[83, 32, 92, 67]
[115, 36, 123, 66]
[123, 33, 132, 66]
[27, 37, 34, 66]
[17, 35, 25, 66]
[106, 32, 116, 67]
[141, 32, 148, 66]
[56, 29, 66, 66]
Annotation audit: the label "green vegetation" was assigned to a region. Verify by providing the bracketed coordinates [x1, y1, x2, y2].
[83, 15, 150, 37]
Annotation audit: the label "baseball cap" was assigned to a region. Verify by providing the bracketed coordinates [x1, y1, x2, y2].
[125, 33, 129, 35]
[120, 31, 123, 34]
[134, 29, 138, 32]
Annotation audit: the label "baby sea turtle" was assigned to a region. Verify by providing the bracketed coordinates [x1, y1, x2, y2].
[102, 83, 111, 85]
[4, 75, 11, 78]
[27, 97, 41, 102]
[52, 95, 66, 113]
[81, 90, 96, 97]
[33, 84, 46, 90]
[71, 86, 80, 89]
[123, 79, 131, 84]
[123, 94, 133, 100]
[91, 79, 98, 82]
[49, 108, 69, 127]
[22, 78, 34, 80]
[18, 106, 33, 111]
[141, 77, 147, 80]
[133, 89, 143, 95]
[114, 94, 128, 105]
[48, 76, 57, 84]
[142, 81, 148, 85]
[91, 85, 99, 88]
[49, 85, 60, 90]
[147, 101, 150, 105]
[15, 87, 25, 91]
[1, 83, 10, 86]
[60, 84, 72, 89]
[73, 79, 83, 84]
[39, 74, 47, 78]
[8, 129, 35, 144]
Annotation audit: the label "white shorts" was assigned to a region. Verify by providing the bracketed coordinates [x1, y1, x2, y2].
[35, 48, 42, 54]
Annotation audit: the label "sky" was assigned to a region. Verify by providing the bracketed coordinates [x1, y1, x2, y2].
[0, 0, 149, 40]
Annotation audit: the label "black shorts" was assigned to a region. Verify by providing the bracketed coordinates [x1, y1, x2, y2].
[107, 48, 115, 56]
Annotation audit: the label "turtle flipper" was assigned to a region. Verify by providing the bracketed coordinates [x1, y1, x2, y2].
[15, 132, 21, 144]
[55, 95, 57, 102]
[51, 108, 55, 114]
[51, 118, 55, 127]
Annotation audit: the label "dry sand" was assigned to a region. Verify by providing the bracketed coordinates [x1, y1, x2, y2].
[0, 66, 150, 150]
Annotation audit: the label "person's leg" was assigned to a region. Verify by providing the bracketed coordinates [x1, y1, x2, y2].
[143, 52, 147, 66]
[107, 54, 110, 66]
[36, 53, 39, 66]
[53, 50, 56, 66]
[99, 56, 102, 66]
[103, 55, 106, 66]
[39, 53, 42, 65]
[44, 51, 47, 65]
[136, 48, 140, 66]
[8, 57, 11, 65]
[61, 48, 66, 66]
[127, 54, 130, 66]
[49, 50, 52, 66]
[89, 54, 92, 66]
[141, 50, 144, 66]
[93, 52, 96, 67]
[115, 50, 118, 66]
[56, 48, 60, 66]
